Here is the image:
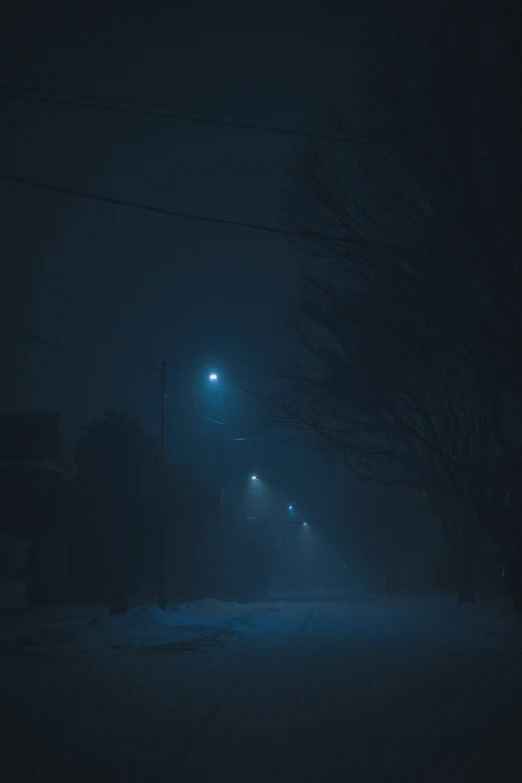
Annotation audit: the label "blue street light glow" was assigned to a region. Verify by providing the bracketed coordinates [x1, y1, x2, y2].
[251, 475, 258, 480]
[303, 522, 308, 526]
[209, 373, 218, 381]
[288, 505, 293, 510]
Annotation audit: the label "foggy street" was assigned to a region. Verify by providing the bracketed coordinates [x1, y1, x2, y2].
[2, 3, 522, 782]
[2, 596, 522, 782]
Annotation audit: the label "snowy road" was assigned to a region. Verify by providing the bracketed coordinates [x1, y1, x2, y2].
[2, 597, 522, 782]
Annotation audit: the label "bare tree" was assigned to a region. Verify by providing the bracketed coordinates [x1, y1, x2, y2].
[265, 1, 522, 605]
[266, 265, 499, 601]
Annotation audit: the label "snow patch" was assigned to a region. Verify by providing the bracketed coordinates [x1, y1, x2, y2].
[8, 599, 260, 653]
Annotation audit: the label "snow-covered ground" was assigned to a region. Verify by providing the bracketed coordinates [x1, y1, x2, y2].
[2, 595, 522, 782]
[0, 598, 263, 653]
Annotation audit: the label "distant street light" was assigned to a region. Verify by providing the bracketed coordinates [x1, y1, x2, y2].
[209, 373, 218, 381]
[288, 505, 293, 511]
[251, 475, 258, 480]
[303, 522, 308, 526]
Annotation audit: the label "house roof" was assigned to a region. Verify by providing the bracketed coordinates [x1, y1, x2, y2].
[0, 413, 76, 476]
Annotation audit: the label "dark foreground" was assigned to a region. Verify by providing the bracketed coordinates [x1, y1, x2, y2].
[1, 596, 522, 782]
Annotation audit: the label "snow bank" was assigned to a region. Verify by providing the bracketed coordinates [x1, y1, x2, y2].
[4, 599, 259, 654]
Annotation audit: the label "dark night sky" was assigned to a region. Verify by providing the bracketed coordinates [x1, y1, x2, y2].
[0, 2, 371, 519]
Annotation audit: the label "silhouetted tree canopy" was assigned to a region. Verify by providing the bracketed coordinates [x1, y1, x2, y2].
[267, 1, 522, 606]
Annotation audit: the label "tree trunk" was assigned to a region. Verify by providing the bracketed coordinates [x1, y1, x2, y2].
[385, 560, 398, 594]
[109, 559, 130, 615]
[457, 548, 476, 603]
[27, 538, 50, 606]
[109, 580, 129, 615]
[507, 562, 522, 613]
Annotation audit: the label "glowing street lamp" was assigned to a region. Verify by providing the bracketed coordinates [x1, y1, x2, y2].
[288, 505, 293, 511]
[251, 475, 258, 481]
[209, 373, 218, 382]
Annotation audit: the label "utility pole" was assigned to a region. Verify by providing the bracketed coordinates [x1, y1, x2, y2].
[219, 442, 225, 536]
[218, 387, 226, 596]
[158, 360, 169, 611]
[219, 384, 226, 536]
[160, 360, 167, 467]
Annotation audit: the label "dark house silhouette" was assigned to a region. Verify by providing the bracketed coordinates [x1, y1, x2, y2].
[0, 413, 77, 606]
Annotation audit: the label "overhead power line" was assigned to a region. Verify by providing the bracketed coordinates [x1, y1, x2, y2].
[0, 304, 108, 376]
[0, 173, 358, 243]
[0, 89, 359, 144]
[0, 304, 163, 413]
[0, 83, 341, 133]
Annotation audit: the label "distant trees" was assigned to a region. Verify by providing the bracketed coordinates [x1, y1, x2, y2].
[165, 461, 214, 600]
[68, 408, 212, 613]
[69, 408, 162, 613]
[266, 3, 522, 607]
[343, 484, 441, 595]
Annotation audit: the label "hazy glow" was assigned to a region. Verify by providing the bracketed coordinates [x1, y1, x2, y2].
[251, 475, 258, 480]
[209, 373, 218, 381]
[303, 522, 308, 526]
[288, 505, 293, 510]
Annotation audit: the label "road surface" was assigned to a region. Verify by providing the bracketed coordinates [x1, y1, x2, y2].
[2, 597, 522, 781]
